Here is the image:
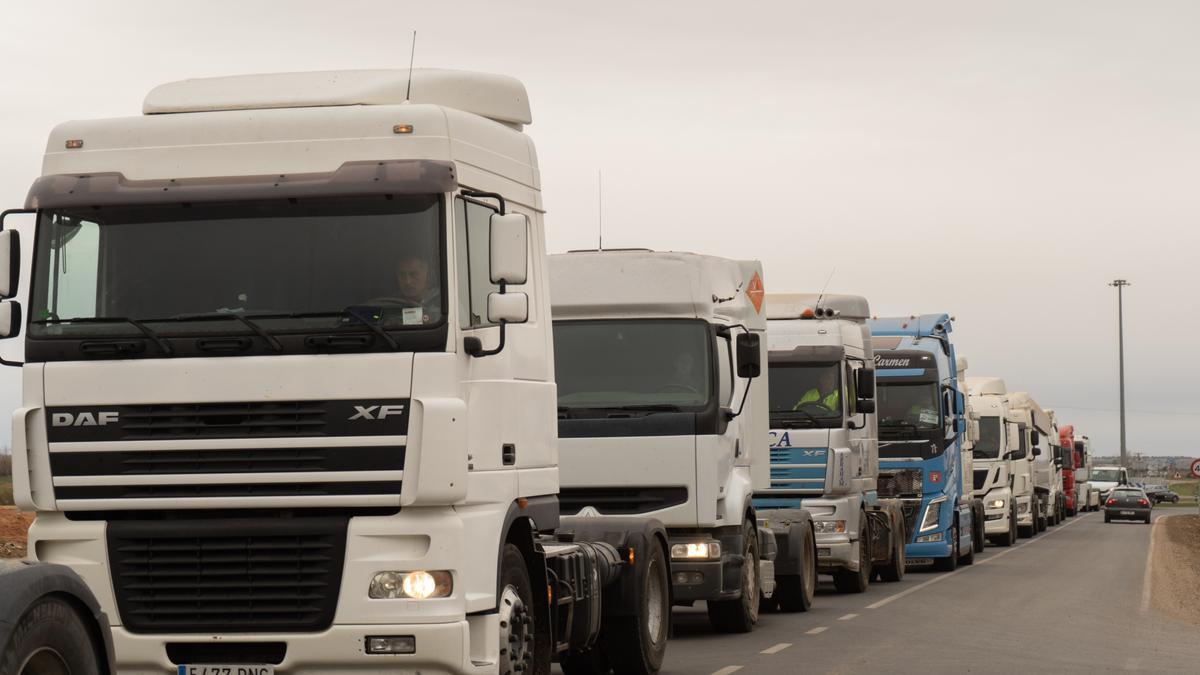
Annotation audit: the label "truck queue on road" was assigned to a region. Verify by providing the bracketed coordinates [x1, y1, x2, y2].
[0, 67, 1112, 675]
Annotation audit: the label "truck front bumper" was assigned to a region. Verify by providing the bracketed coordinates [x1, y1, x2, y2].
[111, 621, 481, 675]
[905, 537, 954, 559]
[983, 508, 1012, 534]
[669, 528, 745, 604]
[1015, 495, 1034, 526]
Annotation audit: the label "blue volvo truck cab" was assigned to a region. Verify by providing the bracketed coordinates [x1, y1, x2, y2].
[868, 315, 975, 570]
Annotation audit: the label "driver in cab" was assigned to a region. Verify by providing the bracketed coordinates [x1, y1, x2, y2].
[369, 253, 442, 324]
[794, 369, 840, 413]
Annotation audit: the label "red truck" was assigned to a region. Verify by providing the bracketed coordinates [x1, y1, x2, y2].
[1059, 425, 1080, 517]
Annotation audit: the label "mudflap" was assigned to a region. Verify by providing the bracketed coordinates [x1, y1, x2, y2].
[558, 515, 671, 618]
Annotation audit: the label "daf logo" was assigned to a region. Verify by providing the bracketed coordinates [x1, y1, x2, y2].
[348, 404, 406, 421]
[52, 411, 118, 427]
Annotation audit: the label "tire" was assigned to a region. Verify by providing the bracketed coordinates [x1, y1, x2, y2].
[877, 517, 906, 583]
[0, 596, 101, 675]
[957, 516, 975, 566]
[996, 508, 1016, 547]
[832, 518, 871, 593]
[604, 541, 669, 675]
[1066, 506, 1076, 517]
[1104, 513, 1111, 523]
[498, 544, 541, 675]
[775, 526, 816, 612]
[707, 521, 760, 633]
[1144, 516, 1152, 525]
[972, 506, 985, 554]
[1035, 497, 1047, 532]
[933, 521, 959, 572]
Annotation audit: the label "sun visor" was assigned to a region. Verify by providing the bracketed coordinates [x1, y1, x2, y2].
[769, 345, 845, 363]
[26, 159, 457, 210]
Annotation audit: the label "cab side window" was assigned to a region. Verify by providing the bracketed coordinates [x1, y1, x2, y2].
[845, 364, 858, 414]
[454, 197, 502, 329]
[716, 334, 733, 407]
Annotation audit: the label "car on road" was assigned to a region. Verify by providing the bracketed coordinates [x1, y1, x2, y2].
[1143, 485, 1179, 504]
[1104, 487, 1153, 524]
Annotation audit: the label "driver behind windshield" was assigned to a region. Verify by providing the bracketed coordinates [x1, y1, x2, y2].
[794, 368, 840, 412]
[369, 253, 442, 324]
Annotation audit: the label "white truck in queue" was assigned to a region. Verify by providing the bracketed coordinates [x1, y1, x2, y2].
[3, 69, 675, 675]
[753, 294, 907, 594]
[1074, 435, 1100, 511]
[1045, 409, 1068, 524]
[965, 377, 1031, 545]
[1008, 393, 1063, 532]
[955, 360, 988, 555]
[550, 250, 805, 631]
[1089, 465, 1131, 503]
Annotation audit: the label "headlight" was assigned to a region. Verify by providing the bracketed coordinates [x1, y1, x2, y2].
[369, 570, 453, 599]
[1017, 502, 1029, 513]
[987, 499, 1005, 509]
[916, 532, 944, 543]
[814, 520, 847, 534]
[671, 541, 722, 560]
[920, 497, 946, 532]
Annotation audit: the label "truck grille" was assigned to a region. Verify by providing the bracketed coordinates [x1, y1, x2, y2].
[973, 468, 989, 492]
[761, 446, 827, 496]
[558, 487, 688, 515]
[108, 517, 347, 634]
[878, 469, 923, 499]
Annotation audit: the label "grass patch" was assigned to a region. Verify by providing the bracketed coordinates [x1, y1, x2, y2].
[0, 481, 11, 506]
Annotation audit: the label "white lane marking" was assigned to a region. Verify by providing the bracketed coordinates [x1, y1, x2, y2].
[760, 642, 792, 655]
[1142, 513, 1169, 615]
[866, 513, 1091, 610]
[806, 626, 828, 635]
[711, 666, 743, 675]
[838, 613, 859, 621]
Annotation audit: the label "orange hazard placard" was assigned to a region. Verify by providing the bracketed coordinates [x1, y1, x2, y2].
[746, 272, 764, 314]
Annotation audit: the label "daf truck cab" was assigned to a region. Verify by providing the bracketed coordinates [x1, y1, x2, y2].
[550, 250, 790, 633]
[2, 69, 671, 675]
[964, 377, 1028, 546]
[1075, 435, 1099, 511]
[753, 294, 905, 596]
[869, 315, 975, 570]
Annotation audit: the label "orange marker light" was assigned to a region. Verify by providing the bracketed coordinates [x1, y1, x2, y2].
[65, 139, 84, 149]
[800, 308, 815, 319]
[393, 124, 414, 134]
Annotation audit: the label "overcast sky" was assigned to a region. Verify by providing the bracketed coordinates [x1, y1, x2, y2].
[1, 0, 1196, 457]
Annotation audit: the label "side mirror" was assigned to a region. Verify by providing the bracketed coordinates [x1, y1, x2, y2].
[953, 391, 965, 416]
[735, 332, 761, 379]
[489, 213, 528, 285]
[856, 368, 875, 399]
[0, 301, 22, 338]
[0, 230, 19, 298]
[857, 398, 876, 414]
[487, 292, 529, 324]
[1030, 429, 1040, 445]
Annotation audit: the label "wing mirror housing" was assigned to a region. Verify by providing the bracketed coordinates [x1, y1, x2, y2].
[0, 301, 22, 339]
[489, 213, 528, 285]
[487, 292, 528, 324]
[856, 398, 876, 414]
[0, 229, 19, 299]
[856, 368, 875, 399]
[735, 332, 761, 379]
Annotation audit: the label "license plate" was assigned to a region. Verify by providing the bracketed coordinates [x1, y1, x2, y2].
[1119, 510, 1135, 516]
[907, 557, 934, 565]
[176, 662, 274, 667]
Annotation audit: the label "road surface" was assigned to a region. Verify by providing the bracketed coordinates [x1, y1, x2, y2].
[657, 511, 1196, 674]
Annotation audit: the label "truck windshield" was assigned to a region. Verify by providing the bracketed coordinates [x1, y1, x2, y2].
[973, 417, 1002, 459]
[554, 320, 712, 410]
[768, 362, 843, 428]
[1091, 468, 1123, 482]
[28, 195, 444, 351]
[877, 381, 941, 432]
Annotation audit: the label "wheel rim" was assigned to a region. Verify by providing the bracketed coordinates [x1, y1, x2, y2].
[19, 647, 70, 675]
[645, 554, 666, 646]
[803, 530, 816, 596]
[498, 585, 533, 675]
[745, 535, 759, 622]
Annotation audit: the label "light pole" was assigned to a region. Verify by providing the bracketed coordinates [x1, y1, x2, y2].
[1110, 279, 1130, 468]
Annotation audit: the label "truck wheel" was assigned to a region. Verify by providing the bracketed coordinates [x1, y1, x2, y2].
[932, 522, 959, 572]
[0, 596, 101, 675]
[877, 519, 906, 583]
[958, 521, 975, 566]
[832, 519, 871, 593]
[604, 541, 669, 674]
[707, 520, 760, 633]
[972, 510, 985, 554]
[1035, 497, 1047, 532]
[498, 544, 539, 675]
[775, 525, 816, 611]
[997, 507, 1016, 546]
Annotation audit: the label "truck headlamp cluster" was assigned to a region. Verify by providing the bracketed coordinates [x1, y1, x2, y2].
[670, 542, 721, 560]
[987, 499, 1005, 509]
[919, 497, 946, 532]
[366, 635, 417, 654]
[369, 570, 453, 600]
[1017, 502, 1029, 513]
[813, 520, 846, 534]
[915, 532, 944, 543]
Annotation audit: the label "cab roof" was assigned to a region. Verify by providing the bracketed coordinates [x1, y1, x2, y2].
[869, 313, 953, 338]
[965, 376, 1007, 396]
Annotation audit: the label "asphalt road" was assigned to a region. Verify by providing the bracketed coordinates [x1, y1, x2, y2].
[656, 511, 1197, 674]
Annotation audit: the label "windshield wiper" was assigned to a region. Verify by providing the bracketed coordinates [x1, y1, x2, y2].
[35, 316, 173, 355]
[165, 312, 283, 353]
[773, 409, 820, 427]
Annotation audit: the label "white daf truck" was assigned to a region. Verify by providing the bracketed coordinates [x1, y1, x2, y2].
[1074, 435, 1100, 511]
[955, 359, 987, 555]
[2, 69, 672, 675]
[550, 250, 801, 632]
[1008, 392, 1061, 532]
[753, 294, 906, 594]
[964, 377, 1030, 546]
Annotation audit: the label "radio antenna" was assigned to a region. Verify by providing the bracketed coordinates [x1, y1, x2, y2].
[405, 31, 417, 102]
[816, 267, 836, 310]
[598, 170, 603, 250]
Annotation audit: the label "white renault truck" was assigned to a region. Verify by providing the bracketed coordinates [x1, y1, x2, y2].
[1074, 434, 1099, 511]
[1008, 392, 1061, 532]
[964, 377, 1029, 546]
[550, 250, 800, 632]
[2, 69, 672, 675]
[753, 294, 906, 594]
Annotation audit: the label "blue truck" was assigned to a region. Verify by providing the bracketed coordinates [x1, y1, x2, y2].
[868, 314, 976, 570]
